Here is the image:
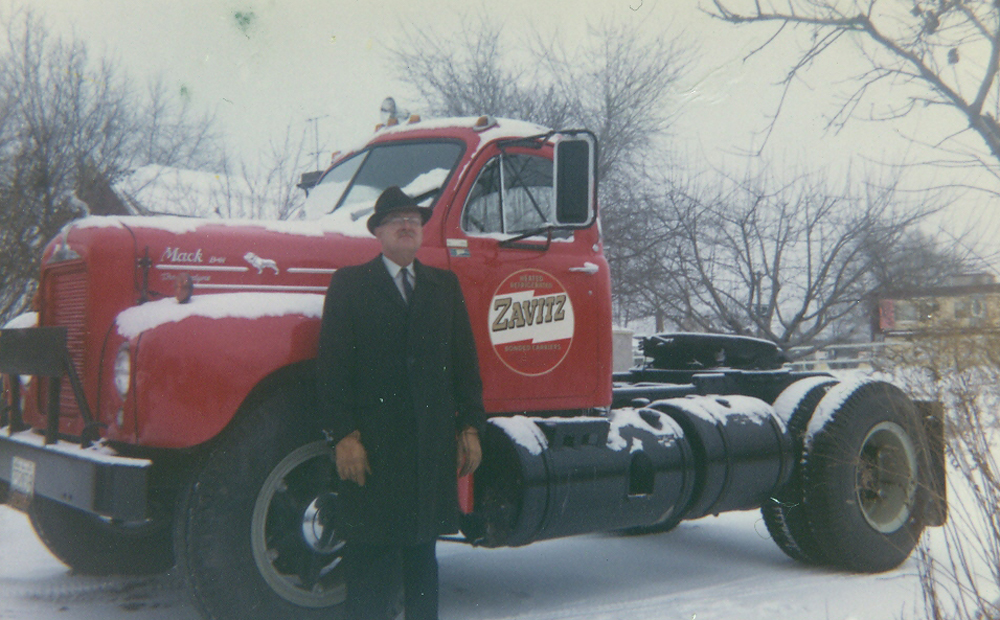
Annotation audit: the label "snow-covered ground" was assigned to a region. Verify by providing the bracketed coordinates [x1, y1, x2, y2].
[0, 503, 929, 620]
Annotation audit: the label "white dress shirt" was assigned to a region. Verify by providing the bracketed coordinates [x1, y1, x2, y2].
[382, 255, 415, 302]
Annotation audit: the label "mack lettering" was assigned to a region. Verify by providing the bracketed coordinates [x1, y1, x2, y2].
[160, 247, 204, 264]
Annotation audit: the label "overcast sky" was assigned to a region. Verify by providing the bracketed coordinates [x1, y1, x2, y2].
[9, 0, 999, 259]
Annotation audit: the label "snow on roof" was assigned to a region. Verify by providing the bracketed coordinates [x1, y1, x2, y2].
[114, 164, 239, 218]
[115, 292, 324, 338]
[377, 116, 550, 141]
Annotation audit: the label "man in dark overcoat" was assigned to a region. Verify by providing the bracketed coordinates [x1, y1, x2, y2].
[316, 186, 486, 620]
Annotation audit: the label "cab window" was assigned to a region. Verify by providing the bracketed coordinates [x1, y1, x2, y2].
[463, 154, 555, 235]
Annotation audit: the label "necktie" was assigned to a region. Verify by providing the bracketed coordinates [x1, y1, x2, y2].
[400, 268, 413, 303]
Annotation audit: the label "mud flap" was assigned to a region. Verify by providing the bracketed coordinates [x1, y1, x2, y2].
[916, 400, 947, 527]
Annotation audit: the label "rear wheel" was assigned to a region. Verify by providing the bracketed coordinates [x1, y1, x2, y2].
[174, 389, 346, 620]
[28, 496, 173, 575]
[761, 378, 838, 565]
[800, 381, 927, 572]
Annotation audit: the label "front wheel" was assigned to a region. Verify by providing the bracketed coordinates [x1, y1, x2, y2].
[174, 389, 346, 620]
[28, 496, 174, 575]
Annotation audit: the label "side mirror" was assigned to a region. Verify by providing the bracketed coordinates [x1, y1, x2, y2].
[553, 132, 597, 226]
[297, 170, 324, 196]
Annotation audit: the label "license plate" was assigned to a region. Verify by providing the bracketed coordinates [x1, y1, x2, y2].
[9, 456, 35, 510]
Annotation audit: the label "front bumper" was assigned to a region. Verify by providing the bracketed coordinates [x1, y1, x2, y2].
[1, 325, 147, 521]
[0, 429, 150, 521]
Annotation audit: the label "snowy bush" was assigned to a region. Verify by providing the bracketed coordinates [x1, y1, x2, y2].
[876, 336, 1000, 620]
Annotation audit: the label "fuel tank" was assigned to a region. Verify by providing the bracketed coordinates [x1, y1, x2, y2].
[474, 394, 794, 547]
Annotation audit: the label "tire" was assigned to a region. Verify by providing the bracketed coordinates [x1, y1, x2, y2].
[799, 380, 928, 573]
[174, 389, 346, 620]
[760, 377, 838, 565]
[28, 495, 174, 575]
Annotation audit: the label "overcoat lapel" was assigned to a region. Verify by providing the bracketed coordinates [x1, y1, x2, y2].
[408, 260, 442, 323]
[367, 256, 408, 310]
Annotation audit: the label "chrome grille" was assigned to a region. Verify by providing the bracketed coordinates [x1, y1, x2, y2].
[48, 268, 88, 419]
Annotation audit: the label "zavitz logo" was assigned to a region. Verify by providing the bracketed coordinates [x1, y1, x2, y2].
[488, 269, 574, 376]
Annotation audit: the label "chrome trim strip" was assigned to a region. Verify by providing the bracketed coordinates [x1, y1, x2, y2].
[155, 264, 248, 272]
[287, 267, 337, 274]
[193, 284, 328, 292]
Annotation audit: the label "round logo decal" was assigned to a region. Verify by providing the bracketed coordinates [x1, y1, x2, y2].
[488, 269, 575, 376]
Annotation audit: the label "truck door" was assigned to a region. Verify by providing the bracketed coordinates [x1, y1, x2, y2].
[443, 144, 612, 414]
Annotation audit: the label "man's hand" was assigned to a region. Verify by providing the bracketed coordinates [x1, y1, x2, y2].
[457, 428, 482, 478]
[335, 431, 371, 486]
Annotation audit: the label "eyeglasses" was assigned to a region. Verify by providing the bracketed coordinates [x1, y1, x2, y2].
[382, 214, 423, 227]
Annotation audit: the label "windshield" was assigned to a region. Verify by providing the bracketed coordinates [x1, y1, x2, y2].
[303, 141, 464, 235]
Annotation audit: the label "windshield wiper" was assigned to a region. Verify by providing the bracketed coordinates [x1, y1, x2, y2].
[498, 224, 576, 250]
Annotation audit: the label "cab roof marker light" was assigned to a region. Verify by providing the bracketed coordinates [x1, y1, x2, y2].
[474, 115, 497, 131]
[380, 97, 397, 124]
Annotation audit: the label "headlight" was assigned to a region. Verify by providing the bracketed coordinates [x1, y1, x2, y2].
[114, 343, 131, 400]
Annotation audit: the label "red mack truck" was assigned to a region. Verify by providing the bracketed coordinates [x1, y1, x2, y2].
[0, 115, 946, 620]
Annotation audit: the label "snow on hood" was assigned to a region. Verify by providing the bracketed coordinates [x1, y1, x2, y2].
[69, 213, 356, 238]
[116, 292, 324, 338]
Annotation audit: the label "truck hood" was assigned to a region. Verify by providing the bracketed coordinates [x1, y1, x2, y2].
[46, 215, 384, 300]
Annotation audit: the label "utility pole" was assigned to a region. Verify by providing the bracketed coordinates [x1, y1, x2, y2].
[305, 115, 329, 171]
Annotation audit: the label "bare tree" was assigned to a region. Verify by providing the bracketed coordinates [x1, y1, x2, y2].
[114, 121, 315, 222]
[709, 0, 1000, 191]
[638, 167, 952, 355]
[389, 14, 694, 324]
[218, 124, 313, 221]
[0, 9, 219, 325]
[601, 173, 690, 330]
[390, 15, 690, 183]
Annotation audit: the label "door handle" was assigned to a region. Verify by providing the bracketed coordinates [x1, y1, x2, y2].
[569, 262, 599, 275]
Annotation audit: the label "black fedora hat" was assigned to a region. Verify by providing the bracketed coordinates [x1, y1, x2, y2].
[367, 186, 433, 233]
